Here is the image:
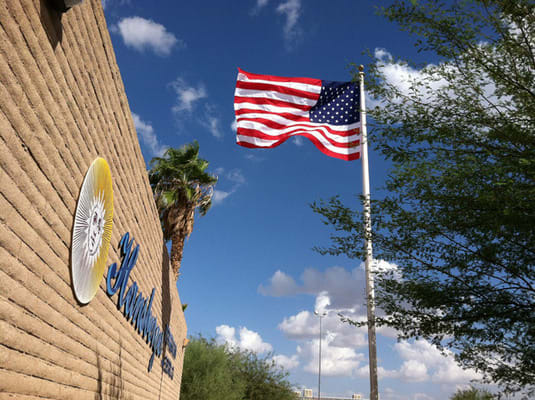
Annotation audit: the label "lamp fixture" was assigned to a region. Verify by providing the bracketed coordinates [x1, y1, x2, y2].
[48, 0, 84, 13]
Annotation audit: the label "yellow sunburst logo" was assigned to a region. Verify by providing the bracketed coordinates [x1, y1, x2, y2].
[71, 157, 114, 304]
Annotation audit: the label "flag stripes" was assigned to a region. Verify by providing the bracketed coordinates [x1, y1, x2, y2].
[234, 68, 361, 161]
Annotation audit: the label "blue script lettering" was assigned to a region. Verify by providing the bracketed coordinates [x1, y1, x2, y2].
[106, 232, 170, 377]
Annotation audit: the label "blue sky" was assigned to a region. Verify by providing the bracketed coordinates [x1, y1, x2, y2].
[102, 1, 485, 399]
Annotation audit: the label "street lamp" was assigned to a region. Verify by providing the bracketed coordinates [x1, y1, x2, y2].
[314, 310, 327, 400]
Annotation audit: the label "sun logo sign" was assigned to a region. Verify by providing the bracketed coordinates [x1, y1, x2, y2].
[71, 157, 114, 304]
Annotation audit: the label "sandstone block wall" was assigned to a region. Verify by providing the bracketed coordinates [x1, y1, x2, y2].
[0, 0, 187, 398]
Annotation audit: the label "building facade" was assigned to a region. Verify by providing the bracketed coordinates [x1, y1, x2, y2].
[0, 0, 187, 398]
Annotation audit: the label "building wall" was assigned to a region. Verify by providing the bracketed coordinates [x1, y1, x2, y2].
[0, 0, 187, 398]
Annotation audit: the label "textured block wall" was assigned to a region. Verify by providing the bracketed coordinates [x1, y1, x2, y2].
[0, 0, 187, 398]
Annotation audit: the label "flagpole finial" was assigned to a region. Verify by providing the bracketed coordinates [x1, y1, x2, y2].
[359, 64, 364, 72]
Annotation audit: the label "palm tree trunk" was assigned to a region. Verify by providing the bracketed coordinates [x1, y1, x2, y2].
[169, 204, 195, 281]
[170, 229, 186, 280]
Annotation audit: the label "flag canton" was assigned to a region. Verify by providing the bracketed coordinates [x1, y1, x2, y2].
[309, 81, 359, 125]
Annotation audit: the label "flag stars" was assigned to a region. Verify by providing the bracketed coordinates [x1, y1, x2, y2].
[310, 81, 359, 125]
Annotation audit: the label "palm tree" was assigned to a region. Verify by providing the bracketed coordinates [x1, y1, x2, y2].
[149, 141, 217, 280]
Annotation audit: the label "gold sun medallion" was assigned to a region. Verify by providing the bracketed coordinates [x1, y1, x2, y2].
[71, 157, 114, 304]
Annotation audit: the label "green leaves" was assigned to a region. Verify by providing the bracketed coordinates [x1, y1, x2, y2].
[314, 0, 534, 397]
[149, 141, 218, 239]
[180, 337, 297, 400]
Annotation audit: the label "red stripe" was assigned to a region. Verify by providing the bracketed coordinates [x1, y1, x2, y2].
[236, 81, 320, 101]
[234, 96, 312, 111]
[237, 132, 360, 161]
[237, 117, 360, 138]
[238, 68, 322, 87]
[237, 127, 360, 149]
[235, 108, 309, 122]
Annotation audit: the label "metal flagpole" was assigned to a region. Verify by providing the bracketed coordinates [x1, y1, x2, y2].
[358, 65, 379, 400]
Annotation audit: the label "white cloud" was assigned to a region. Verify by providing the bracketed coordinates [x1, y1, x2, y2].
[259, 265, 364, 309]
[259, 260, 399, 310]
[212, 189, 232, 205]
[297, 334, 365, 377]
[373, 47, 448, 101]
[399, 359, 429, 382]
[170, 78, 207, 113]
[259, 270, 299, 296]
[278, 303, 368, 348]
[314, 291, 330, 314]
[200, 105, 223, 139]
[170, 79, 226, 139]
[215, 325, 237, 348]
[231, 119, 237, 132]
[115, 17, 182, 56]
[276, 0, 302, 49]
[211, 168, 246, 205]
[271, 354, 299, 370]
[132, 112, 168, 157]
[215, 325, 273, 354]
[393, 340, 482, 385]
[250, 0, 270, 15]
[371, 47, 508, 118]
[293, 136, 305, 146]
[226, 169, 246, 185]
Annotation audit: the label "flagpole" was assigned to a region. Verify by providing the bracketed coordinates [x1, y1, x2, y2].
[359, 65, 379, 400]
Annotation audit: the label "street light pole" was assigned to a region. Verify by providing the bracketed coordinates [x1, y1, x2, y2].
[314, 311, 327, 400]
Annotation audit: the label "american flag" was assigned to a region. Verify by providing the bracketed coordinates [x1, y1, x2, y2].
[234, 68, 361, 161]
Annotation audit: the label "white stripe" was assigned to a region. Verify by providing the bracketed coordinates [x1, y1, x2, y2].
[234, 88, 317, 107]
[237, 134, 279, 147]
[237, 130, 360, 156]
[238, 112, 360, 133]
[237, 120, 360, 145]
[238, 72, 322, 94]
[234, 102, 309, 117]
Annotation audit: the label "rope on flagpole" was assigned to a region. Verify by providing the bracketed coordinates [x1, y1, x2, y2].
[359, 64, 379, 400]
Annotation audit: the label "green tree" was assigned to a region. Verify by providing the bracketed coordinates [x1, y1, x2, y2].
[312, 0, 534, 397]
[149, 141, 217, 280]
[180, 336, 298, 400]
[180, 337, 245, 400]
[450, 387, 494, 400]
[229, 350, 297, 400]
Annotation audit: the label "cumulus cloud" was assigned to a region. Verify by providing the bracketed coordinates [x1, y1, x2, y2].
[114, 17, 183, 56]
[297, 334, 365, 376]
[356, 340, 481, 386]
[170, 78, 207, 114]
[390, 340, 481, 384]
[259, 270, 299, 296]
[371, 47, 507, 116]
[132, 112, 168, 157]
[259, 260, 399, 310]
[271, 354, 299, 370]
[216, 325, 273, 354]
[278, 305, 368, 348]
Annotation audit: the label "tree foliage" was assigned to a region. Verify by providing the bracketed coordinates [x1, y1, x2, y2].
[149, 141, 217, 279]
[312, 0, 534, 396]
[180, 336, 298, 400]
[179, 336, 245, 400]
[450, 387, 494, 400]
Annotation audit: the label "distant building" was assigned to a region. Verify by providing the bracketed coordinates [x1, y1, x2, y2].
[296, 389, 364, 400]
